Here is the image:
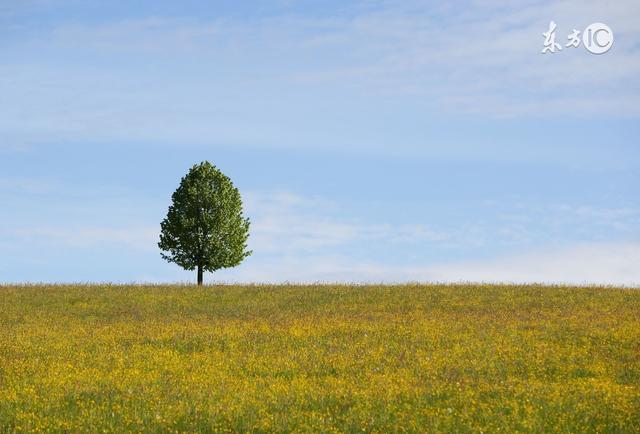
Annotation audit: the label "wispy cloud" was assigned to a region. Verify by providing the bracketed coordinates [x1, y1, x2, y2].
[0, 177, 59, 194]
[2, 188, 637, 284]
[10, 225, 159, 251]
[426, 242, 640, 286]
[215, 242, 640, 286]
[286, 0, 640, 116]
[210, 190, 640, 284]
[0, 0, 48, 18]
[11, 189, 629, 261]
[244, 191, 451, 254]
[1, 1, 637, 284]
[2, 1, 638, 151]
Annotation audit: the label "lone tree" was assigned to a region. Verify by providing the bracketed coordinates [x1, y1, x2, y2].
[159, 161, 251, 285]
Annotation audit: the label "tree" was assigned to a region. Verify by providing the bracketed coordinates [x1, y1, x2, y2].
[159, 161, 251, 285]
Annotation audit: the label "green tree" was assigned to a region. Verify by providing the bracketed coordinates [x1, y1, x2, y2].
[159, 161, 251, 285]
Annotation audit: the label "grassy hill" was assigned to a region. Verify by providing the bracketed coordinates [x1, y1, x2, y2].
[1, 284, 638, 432]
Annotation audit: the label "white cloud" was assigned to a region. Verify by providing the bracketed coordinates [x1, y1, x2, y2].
[285, 0, 640, 116]
[244, 192, 640, 255]
[0, 177, 59, 194]
[215, 191, 640, 285]
[426, 242, 640, 286]
[0, 0, 48, 17]
[11, 225, 159, 251]
[215, 242, 640, 286]
[2, 0, 638, 152]
[244, 191, 451, 254]
[2, 189, 637, 285]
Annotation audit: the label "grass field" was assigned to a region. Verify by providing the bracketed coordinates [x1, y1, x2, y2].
[0, 284, 639, 433]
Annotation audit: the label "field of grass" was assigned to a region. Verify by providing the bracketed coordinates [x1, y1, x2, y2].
[0, 284, 639, 432]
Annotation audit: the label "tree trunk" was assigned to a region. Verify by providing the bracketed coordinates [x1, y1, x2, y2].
[197, 265, 203, 286]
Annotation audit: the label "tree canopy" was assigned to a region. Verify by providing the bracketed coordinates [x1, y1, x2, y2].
[158, 161, 251, 284]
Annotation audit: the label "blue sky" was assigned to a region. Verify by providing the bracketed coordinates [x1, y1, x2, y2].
[1, 0, 639, 284]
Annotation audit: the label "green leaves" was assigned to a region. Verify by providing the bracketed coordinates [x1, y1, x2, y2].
[159, 161, 251, 275]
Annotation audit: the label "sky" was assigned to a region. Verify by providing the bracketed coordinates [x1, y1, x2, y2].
[1, 0, 639, 285]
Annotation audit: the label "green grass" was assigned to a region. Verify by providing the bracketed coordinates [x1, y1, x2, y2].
[0, 284, 639, 432]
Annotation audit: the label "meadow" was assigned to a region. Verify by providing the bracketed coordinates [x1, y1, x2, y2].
[0, 284, 638, 433]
